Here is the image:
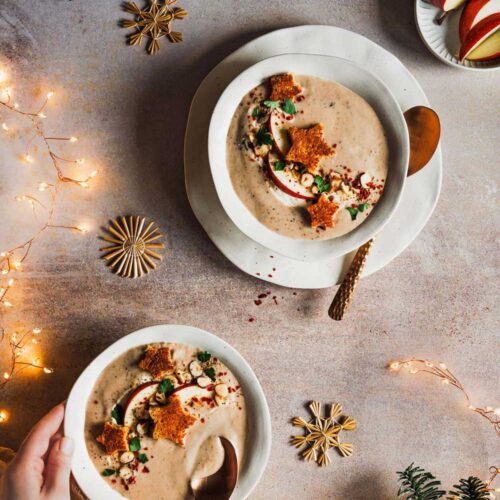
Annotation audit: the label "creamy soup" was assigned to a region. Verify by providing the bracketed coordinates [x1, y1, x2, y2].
[226, 74, 389, 240]
[85, 343, 246, 500]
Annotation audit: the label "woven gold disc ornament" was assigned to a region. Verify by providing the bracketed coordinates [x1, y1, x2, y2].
[122, 0, 187, 55]
[291, 401, 357, 467]
[100, 216, 165, 278]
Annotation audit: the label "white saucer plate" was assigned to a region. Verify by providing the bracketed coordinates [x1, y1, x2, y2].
[415, 0, 500, 71]
[208, 53, 409, 262]
[64, 324, 272, 500]
[184, 25, 443, 288]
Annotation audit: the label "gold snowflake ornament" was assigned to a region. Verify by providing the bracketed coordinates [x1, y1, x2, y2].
[122, 0, 188, 55]
[100, 216, 165, 278]
[291, 401, 357, 467]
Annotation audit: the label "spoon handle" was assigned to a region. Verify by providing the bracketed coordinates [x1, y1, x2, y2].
[328, 238, 375, 320]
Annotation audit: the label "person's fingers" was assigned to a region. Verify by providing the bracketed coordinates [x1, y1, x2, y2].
[16, 403, 65, 463]
[42, 436, 74, 499]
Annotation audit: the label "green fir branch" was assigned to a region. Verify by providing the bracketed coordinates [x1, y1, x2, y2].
[397, 463, 446, 500]
[448, 477, 490, 500]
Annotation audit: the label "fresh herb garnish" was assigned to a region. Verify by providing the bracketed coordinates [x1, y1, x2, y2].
[252, 107, 265, 118]
[314, 175, 331, 193]
[103, 468, 117, 477]
[273, 160, 286, 171]
[137, 453, 149, 464]
[197, 351, 211, 362]
[129, 437, 141, 452]
[158, 378, 174, 395]
[357, 203, 369, 212]
[111, 404, 124, 425]
[204, 367, 216, 381]
[263, 100, 280, 109]
[281, 98, 296, 115]
[256, 128, 273, 146]
[346, 207, 358, 220]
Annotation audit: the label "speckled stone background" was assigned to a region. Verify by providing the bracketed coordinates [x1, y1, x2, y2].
[0, 1, 498, 498]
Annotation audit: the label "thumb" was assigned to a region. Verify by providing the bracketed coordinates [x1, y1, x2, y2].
[42, 436, 74, 499]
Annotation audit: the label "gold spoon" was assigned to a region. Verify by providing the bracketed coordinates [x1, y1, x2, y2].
[191, 436, 238, 500]
[328, 106, 441, 320]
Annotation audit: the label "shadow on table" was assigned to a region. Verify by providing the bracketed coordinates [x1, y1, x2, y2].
[336, 471, 390, 499]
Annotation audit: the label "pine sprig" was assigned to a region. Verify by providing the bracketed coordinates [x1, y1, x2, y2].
[397, 463, 446, 500]
[448, 477, 490, 500]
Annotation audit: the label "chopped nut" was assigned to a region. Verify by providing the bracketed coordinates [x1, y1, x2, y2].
[215, 395, 227, 406]
[155, 392, 167, 404]
[120, 451, 135, 464]
[189, 361, 203, 378]
[197, 376, 212, 388]
[175, 370, 185, 384]
[311, 185, 319, 194]
[254, 144, 271, 157]
[119, 467, 133, 480]
[300, 173, 314, 188]
[136, 422, 148, 436]
[215, 384, 229, 398]
[360, 172, 371, 187]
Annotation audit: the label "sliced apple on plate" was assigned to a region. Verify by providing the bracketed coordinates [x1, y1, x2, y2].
[267, 153, 314, 201]
[427, 0, 466, 11]
[268, 114, 291, 156]
[459, 13, 500, 60]
[459, 0, 500, 43]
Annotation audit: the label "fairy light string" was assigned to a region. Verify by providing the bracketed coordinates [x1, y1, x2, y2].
[0, 67, 96, 422]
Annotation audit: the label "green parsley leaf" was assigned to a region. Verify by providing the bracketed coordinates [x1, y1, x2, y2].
[357, 203, 369, 212]
[158, 378, 174, 395]
[129, 437, 141, 452]
[137, 453, 149, 464]
[314, 175, 331, 193]
[197, 351, 211, 362]
[263, 100, 280, 109]
[273, 160, 286, 171]
[204, 367, 216, 381]
[252, 107, 264, 118]
[111, 404, 124, 425]
[256, 128, 273, 146]
[103, 468, 116, 477]
[281, 98, 296, 115]
[346, 207, 358, 220]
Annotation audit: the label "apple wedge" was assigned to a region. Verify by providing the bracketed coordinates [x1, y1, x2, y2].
[123, 381, 158, 427]
[268, 114, 290, 156]
[459, 0, 500, 43]
[459, 13, 500, 60]
[465, 28, 500, 59]
[267, 153, 314, 201]
[427, 0, 466, 11]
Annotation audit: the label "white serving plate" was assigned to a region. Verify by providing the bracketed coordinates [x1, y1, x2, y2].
[415, 0, 500, 71]
[184, 25, 442, 288]
[208, 54, 409, 262]
[64, 324, 272, 500]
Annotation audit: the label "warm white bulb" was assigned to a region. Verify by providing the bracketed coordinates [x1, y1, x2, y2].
[2, 122, 8, 131]
[69, 136, 78, 142]
[38, 182, 49, 191]
[3, 301, 12, 307]
[37, 112, 46, 119]
[24, 154, 34, 164]
[494, 408, 500, 416]
[3, 372, 9, 380]
[46, 91, 54, 99]
[90, 170, 98, 178]
[0, 409, 8, 423]
[0, 69, 7, 83]
[32, 327, 41, 334]
[79, 181, 89, 188]
[441, 378, 449, 384]
[43, 367, 54, 374]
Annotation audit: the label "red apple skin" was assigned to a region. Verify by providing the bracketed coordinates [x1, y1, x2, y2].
[267, 159, 314, 201]
[459, 0, 491, 43]
[267, 115, 290, 157]
[428, 0, 466, 11]
[459, 13, 500, 60]
[123, 381, 158, 420]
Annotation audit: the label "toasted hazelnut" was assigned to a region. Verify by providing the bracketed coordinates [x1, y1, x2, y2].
[197, 376, 212, 388]
[311, 185, 319, 195]
[119, 467, 133, 480]
[155, 392, 167, 404]
[254, 144, 271, 157]
[300, 173, 314, 188]
[360, 172, 371, 187]
[134, 406, 149, 420]
[189, 361, 203, 378]
[215, 383, 229, 398]
[215, 395, 227, 406]
[136, 422, 148, 436]
[341, 182, 351, 194]
[175, 370, 185, 384]
[120, 451, 134, 464]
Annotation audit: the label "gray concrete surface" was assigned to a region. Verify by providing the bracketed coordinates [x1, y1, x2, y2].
[0, 1, 498, 498]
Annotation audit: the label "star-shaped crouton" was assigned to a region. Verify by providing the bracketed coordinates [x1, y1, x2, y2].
[149, 395, 197, 447]
[96, 422, 129, 455]
[286, 124, 336, 173]
[138, 345, 175, 379]
[270, 73, 302, 101]
[307, 195, 339, 229]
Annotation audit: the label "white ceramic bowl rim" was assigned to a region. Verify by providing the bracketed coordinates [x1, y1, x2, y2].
[64, 324, 272, 500]
[208, 53, 410, 262]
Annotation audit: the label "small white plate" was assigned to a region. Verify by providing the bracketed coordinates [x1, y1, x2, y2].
[64, 324, 272, 500]
[184, 25, 442, 288]
[208, 54, 409, 262]
[415, 0, 500, 71]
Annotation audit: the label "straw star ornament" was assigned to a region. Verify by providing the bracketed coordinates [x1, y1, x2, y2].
[291, 401, 356, 467]
[122, 0, 188, 55]
[100, 216, 165, 278]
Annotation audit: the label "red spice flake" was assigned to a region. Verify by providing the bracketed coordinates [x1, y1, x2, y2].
[273, 296, 278, 305]
[201, 418, 205, 424]
[93, 400, 98, 404]
[293, 292, 297, 295]
[111, 479, 117, 484]
[270, 255, 274, 258]
[143, 466, 150, 473]
[249, 92, 254, 98]
[297, 95, 305, 102]
[286, 115, 293, 121]
[255, 272, 261, 276]
[258, 293, 267, 299]
[300, 110, 304, 114]
[201, 397, 212, 403]
[235, 385, 241, 390]
[268, 274, 273, 278]
[207, 384, 215, 391]
[249, 317, 255, 322]
[254, 299, 262, 306]
[272, 267, 276, 271]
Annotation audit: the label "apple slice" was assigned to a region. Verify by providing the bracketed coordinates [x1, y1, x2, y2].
[267, 153, 314, 201]
[268, 114, 290, 156]
[459, 0, 500, 43]
[123, 381, 158, 427]
[459, 13, 500, 60]
[465, 28, 500, 59]
[427, 0, 466, 11]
